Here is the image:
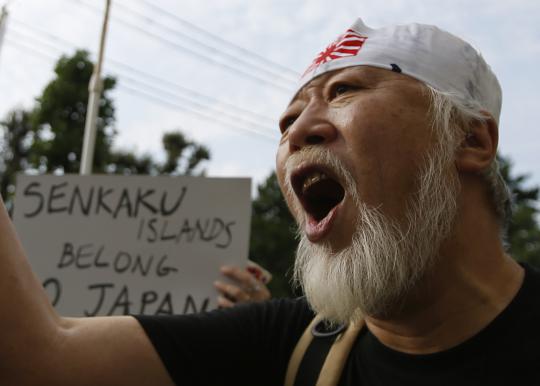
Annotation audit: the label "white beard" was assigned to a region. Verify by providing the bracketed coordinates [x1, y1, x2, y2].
[289, 145, 460, 324]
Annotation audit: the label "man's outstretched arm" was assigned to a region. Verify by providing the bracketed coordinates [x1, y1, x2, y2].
[0, 197, 174, 386]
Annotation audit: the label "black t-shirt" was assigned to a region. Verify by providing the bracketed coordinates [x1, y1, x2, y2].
[135, 264, 540, 385]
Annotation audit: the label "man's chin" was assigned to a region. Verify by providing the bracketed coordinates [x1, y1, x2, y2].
[294, 234, 368, 324]
[297, 222, 356, 255]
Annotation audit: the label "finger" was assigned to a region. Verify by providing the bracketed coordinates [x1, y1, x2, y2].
[220, 266, 254, 288]
[221, 266, 271, 302]
[214, 280, 250, 302]
[217, 295, 235, 308]
[247, 280, 270, 301]
[253, 285, 271, 301]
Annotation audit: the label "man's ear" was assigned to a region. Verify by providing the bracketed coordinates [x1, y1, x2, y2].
[455, 113, 498, 173]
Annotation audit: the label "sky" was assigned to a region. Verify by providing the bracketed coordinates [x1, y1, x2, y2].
[0, 0, 539, 195]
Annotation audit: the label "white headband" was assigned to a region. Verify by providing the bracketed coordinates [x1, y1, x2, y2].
[294, 18, 502, 123]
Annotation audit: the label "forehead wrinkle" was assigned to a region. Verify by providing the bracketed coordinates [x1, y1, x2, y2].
[333, 66, 386, 81]
[289, 66, 415, 106]
[284, 66, 427, 120]
[291, 76, 328, 105]
[336, 66, 422, 86]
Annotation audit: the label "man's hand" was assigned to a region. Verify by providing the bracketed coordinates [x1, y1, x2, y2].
[214, 265, 271, 308]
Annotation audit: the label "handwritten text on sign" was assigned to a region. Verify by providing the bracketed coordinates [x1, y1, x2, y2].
[12, 174, 251, 317]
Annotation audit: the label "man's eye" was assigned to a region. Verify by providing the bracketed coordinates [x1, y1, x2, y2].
[332, 84, 357, 97]
[280, 117, 297, 133]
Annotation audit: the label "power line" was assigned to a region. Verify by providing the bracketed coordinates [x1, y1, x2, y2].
[5, 31, 278, 140]
[4, 36, 57, 61]
[3, 37, 279, 143]
[12, 18, 276, 124]
[115, 83, 277, 142]
[5, 37, 278, 143]
[113, 0, 298, 84]
[116, 74, 277, 133]
[70, 0, 295, 94]
[9, 21, 278, 127]
[130, 0, 300, 78]
[108, 59, 276, 124]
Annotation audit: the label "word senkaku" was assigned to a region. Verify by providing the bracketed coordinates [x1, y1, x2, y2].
[21, 181, 188, 219]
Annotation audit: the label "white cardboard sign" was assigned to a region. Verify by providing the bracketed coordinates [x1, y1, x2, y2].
[12, 174, 251, 317]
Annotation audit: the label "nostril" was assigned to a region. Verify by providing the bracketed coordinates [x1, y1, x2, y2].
[306, 135, 325, 145]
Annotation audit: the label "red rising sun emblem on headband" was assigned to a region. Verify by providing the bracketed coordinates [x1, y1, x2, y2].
[302, 29, 368, 77]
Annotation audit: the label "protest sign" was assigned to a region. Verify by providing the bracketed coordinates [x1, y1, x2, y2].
[12, 174, 251, 317]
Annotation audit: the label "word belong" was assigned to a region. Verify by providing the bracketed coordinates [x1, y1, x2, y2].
[57, 242, 179, 278]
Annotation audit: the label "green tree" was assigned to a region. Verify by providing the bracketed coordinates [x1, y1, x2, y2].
[161, 131, 210, 175]
[249, 172, 298, 298]
[0, 109, 33, 210]
[28, 50, 116, 174]
[499, 156, 540, 265]
[104, 132, 210, 177]
[107, 151, 157, 175]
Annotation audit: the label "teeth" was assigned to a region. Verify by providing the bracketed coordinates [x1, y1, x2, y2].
[302, 172, 328, 195]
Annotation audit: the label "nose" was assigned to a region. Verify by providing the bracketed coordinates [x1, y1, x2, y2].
[287, 102, 338, 152]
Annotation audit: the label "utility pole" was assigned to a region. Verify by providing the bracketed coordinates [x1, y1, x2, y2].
[0, 5, 8, 60]
[80, 0, 112, 175]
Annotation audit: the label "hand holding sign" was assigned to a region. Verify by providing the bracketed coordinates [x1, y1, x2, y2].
[214, 263, 271, 307]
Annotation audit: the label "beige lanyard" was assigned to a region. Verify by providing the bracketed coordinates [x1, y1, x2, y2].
[285, 315, 365, 386]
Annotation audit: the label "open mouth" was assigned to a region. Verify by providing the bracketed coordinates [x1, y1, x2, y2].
[291, 165, 346, 224]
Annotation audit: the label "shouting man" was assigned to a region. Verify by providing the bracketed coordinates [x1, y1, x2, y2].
[0, 19, 538, 386]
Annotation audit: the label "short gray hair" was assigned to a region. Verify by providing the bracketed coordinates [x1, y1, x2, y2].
[425, 86, 512, 231]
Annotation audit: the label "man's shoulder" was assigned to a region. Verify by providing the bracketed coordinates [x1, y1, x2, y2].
[249, 296, 314, 327]
[487, 263, 540, 374]
[521, 262, 540, 298]
[523, 262, 540, 280]
[501, 262, 540, 329]
[511, 263, 540, 314]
